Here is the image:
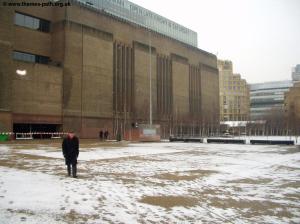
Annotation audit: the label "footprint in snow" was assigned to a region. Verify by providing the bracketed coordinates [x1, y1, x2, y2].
[64, 197, 69, 203]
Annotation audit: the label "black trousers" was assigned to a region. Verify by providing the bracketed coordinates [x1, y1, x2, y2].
[67, 163, 77, 178]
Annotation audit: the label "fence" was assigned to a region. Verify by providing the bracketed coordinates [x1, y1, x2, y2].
[0, 132, 67, 140]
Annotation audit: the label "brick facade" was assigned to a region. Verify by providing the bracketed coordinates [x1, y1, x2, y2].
[0, 0, 219, 138]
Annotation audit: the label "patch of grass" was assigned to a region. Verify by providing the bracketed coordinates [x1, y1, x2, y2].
[208, 197, 295, 218]
[155, 173, 200, 181]
[227, 178, 273, 185]
[280, 181, 300, 188]
[275, 165, 300, 171]
[139, 195, 198, 209]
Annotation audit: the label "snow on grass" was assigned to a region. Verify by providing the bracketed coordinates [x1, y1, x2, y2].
[14, 142, 191, 161]
[0, 142, 300, 223]
[0, 145, 9, 154]
[0, 167, 62, 211]
[0, 167, 63, 224]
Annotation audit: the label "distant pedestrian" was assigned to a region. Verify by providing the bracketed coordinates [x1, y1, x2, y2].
[104, 130, 109, 140]
[62, 131, 79, 178]
[99, 130, 104, 140]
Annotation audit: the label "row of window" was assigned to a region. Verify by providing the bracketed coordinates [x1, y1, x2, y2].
[223, 96, 247, 100]
[223, 91, 248, 96]
[250, 91, 286, 97]
[223, 109, 242, 113]
[221, 81, 246, 85]
[223, 102, 244, 106]
[222, 117, 248, 121]
[222, 86, 246, 90]
[15, 12, 50, 32]
[13, 51, 49, 64]
[14, 12, 50, 64]
[77, 0, 198, 47]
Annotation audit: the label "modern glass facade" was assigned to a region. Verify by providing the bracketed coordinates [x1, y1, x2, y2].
[76, 0, 198, 47]
[250, 80, 293, 120]
[292, 64, 300, 82]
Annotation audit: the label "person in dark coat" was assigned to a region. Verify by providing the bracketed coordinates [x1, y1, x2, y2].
[62, 132, 79, 178]
[104, 130, 109, 140]
[99, 130, 104, 140]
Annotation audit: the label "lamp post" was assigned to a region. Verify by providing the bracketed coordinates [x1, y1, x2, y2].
[115, 44, 122, 140]
[149, 29, 152, 126]
[115, 44, 119, 138]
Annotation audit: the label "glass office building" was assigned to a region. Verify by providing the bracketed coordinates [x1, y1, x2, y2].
[76, 0, 198, 47]
[292, 64, 300, 82]
[250, 80, 293, 120]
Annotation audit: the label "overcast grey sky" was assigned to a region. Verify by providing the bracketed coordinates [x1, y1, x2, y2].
[129, 0, 300, 83]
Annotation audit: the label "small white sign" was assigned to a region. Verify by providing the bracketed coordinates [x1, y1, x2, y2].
[143, 128, 156, 136]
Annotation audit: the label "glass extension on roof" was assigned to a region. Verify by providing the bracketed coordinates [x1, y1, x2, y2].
[250, 80, 292, 91]
[76, 0, 198, 47]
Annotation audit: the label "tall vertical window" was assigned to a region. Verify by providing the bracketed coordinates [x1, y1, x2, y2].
[15, 12, 50, 32]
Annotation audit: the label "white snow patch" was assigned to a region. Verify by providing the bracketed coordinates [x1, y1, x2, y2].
[0, 142, 299, 223]
[15, 143, 192, 161]
[0, 167, 62, 212]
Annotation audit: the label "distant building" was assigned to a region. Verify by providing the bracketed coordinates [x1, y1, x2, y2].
[284, 82, 300, 126]
[292, 64, 300, 82]
[250, 80, 293, 120]
[218, 60, 250, 121]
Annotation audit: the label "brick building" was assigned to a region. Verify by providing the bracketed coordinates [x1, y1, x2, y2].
[284, 82, 300, 133]
[0, 0, 219, 138]
[218, 60, 249, 121]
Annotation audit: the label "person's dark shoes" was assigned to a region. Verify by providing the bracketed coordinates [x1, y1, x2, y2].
[72, 165, 77, 178]
[67, 165, 71, 176]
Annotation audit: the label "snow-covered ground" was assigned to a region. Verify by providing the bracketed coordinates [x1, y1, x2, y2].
[0, 142, 299, 223]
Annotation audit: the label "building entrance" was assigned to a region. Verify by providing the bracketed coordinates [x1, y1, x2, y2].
[13, 123, 61, 139]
